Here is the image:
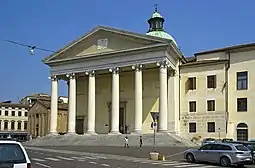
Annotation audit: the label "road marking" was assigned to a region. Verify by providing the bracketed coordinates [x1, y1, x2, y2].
[162, 162, 189, 166]
[56, 156, 74, 160]
[101, 164, 110, 167]
[31, 158, 46, 162]
[45, 157, 60, 161]
[71, 156, 86, 160]
[35, 162, 51, 168]
[83, 156, 97, 160]
[77, 160, 86, 162]
[89, 161, 97, 164]
[175, 164, 203, 167]
[191, 166, 219, 168]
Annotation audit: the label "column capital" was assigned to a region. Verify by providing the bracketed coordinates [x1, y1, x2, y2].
[85, 70, 95, 77]
[48, 75, 58, 81]
[156, 59, 170, 68]
[132, 64, 143, 71]
[66, 73, 76, 79]
[109, 67, 120, 74]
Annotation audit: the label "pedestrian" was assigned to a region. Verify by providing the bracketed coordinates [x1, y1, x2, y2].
[139, 135, 143, 149]
[124, 136, 129, 148]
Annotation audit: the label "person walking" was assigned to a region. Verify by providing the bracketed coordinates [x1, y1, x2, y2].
[124, 136, 129, 148]
[139, 135, 143, 149]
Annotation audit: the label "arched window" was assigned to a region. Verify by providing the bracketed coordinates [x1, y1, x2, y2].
[17, 121, 22, 130]
[237, 123, 248, 141]
[4, 120, 8, 130]
[11, 120, 15, 130]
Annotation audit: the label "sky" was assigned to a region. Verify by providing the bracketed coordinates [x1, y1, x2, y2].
[0, 0, 255, 102]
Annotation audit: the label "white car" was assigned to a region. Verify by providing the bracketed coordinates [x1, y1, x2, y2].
[0, 140, 31, 168]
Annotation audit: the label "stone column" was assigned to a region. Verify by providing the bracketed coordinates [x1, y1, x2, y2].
[132, 64, 143, 134]
[86, 71, 97, 134]
[38, 114, 42, 137]
[67, 73, 76, 135]
[49, 75, 58, 135]
[109, 67, 120, 134]
[42, 114, 45, 136]
[157, 60, 169, 132]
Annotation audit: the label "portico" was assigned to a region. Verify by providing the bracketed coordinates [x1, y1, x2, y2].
[43, 8, 184, 135]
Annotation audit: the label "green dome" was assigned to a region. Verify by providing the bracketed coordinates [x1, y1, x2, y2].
[146, 31, 178, 47]
[151, 11, 163, 19]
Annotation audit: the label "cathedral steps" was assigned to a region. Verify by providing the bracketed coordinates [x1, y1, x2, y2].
[23, 133, 198, 147]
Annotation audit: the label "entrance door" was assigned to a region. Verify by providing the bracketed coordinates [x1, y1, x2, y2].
[119, 108, 125, 134]
[108, 107, 126, 134]
[76, 119, 84, 134]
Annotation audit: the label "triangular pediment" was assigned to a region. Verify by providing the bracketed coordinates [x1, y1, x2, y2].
[43, 26, 170, 64]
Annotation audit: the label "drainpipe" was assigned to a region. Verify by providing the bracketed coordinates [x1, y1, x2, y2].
[225, 52, 230, 134]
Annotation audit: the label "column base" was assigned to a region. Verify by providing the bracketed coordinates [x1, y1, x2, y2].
[84, 131, 97, 135]
[65, 132, 77, 136]
[47, 132, 58, 136]
[108, 131, 121, 135]
[131, 129, 142, 135]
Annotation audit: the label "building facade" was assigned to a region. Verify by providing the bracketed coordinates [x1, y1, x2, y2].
[41, 8, 255, 141]
[27, 98, 68, 137]
[0, 102, 29, 140]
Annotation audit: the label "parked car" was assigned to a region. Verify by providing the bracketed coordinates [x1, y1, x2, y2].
[184, 142, 252, 167]
[223, 140, 255, 163]
[201, 138, 216, 145]
[0, 140, 31, 168]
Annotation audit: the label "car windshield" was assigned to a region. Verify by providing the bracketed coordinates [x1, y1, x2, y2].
[235, 144, 249, 151]
[0, 143, 26, 164]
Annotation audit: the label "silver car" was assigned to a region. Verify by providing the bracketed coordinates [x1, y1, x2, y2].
[184, 142, 252, 167]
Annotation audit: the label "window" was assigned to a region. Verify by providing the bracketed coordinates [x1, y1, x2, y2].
[188, 77, 196, 90]
[207, 122, 216, 132]
[235, 145, 249, 151]
[11, 121, 15, 130]
[11, 111, 15, 116]
[17, 122, 21, 130]
[237, 98, 247, 112]
[207, 100, 215, 111]
[213, 144, 232, 151]
[4, 121, 8, 130]
[0, 144, 26, 163]
[18, 111, 21, 116]
[24, 112, 28, 117]
[237, 71, 248, 90]
[189, 101, 196, 112]
[189, 122, 196, 133]
[24, 122, 27, 130]
[200, 144, 212, 150]
[5, 111, 8, 116]
[207, 75, 216, 88]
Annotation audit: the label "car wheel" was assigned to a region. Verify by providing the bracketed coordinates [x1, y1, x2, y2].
[220, 156, 231, 167]
[186, 153, 195, 163]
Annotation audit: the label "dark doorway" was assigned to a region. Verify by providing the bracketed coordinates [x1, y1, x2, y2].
[237, 123, 248, 141]
[108, 105, 126, 134]
[76, 119, 84, 134]
[119, 108, 125, 134]
[36, 124, 39, 137]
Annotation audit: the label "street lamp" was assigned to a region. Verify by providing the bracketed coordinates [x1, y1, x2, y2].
[4, 40, 55, 55]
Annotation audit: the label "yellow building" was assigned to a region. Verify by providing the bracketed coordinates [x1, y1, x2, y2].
[28, 98, 68, 137]
[41, 8, 255, 141]
[0, 102, 29, 140]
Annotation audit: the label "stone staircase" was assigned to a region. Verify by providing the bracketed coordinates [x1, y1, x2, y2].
[23, 133, 197, 147]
